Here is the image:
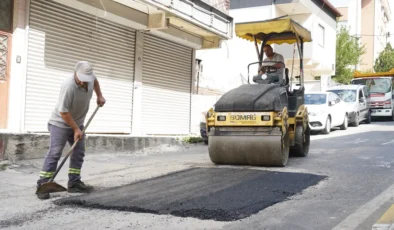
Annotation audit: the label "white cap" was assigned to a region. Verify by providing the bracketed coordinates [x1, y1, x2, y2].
[75, 61, 95, 82]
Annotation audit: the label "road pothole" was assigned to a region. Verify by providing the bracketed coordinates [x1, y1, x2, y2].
[55, 167, 326, 221]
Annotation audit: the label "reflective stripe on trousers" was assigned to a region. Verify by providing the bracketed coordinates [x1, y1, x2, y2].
[37, 123, 85, 187]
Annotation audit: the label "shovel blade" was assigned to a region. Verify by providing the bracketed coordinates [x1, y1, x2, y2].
[36, 182, 67, 194]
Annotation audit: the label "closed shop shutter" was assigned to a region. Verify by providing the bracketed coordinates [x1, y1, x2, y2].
[25, 0, 136, 133]
[141, 34, 193, 135]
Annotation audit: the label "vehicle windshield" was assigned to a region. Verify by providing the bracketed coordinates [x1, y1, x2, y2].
[327, 89, 357, 102]
[304, 94, 327, 105]
[352, 78, 392, 94]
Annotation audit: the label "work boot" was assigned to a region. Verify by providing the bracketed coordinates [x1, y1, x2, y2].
[67, 180, 94, 193]
[36, 183, 50, 200]
[36, 192, 50, 200]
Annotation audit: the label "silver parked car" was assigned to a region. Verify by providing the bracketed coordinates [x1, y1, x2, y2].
[327, 85, 372, 126]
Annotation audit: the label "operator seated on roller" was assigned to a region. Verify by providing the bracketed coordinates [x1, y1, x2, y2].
[263, 44, 285, 83]
[253, 44, 286, 85]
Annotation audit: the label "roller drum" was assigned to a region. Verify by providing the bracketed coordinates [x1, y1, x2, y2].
[208, 134, 289, 167]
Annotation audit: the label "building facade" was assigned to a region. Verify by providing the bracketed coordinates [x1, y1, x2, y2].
[196, 0, 341, 93]
[0, 0, 233, 135]
[334, 0, 392, 71]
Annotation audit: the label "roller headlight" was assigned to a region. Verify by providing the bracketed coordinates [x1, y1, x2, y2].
[217, 115, 226, 121]
[261, 115, 271, 121]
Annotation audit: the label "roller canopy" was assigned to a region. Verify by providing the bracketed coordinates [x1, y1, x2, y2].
[235, 18, 312, 45]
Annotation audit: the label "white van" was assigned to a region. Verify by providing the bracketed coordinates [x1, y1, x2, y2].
[327, 85, 372, 126]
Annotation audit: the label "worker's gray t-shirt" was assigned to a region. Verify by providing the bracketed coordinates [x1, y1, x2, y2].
[264, 53, 285, 81]
[48, 74, 95, 129]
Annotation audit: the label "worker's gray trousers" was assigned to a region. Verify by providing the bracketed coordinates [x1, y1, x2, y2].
[37, 123, 86, 187]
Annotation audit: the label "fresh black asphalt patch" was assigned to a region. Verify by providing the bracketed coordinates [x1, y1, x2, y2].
[55, 168, 326, 221]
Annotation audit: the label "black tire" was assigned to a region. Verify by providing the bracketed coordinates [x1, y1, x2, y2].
[290, 125, 310, 157]
[353, 113, 360, 127]
[365, 111, 372, 124]
[340, 114, 348, 130]
[390, 110, 394, 121]
[321, 116, 331, 134]
[280, 129, 290, 166]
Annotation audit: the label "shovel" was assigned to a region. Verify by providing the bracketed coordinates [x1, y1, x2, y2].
[35, 105, 100, 194]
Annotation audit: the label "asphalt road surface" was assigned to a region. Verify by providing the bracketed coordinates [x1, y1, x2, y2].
[1, 120, 394, 230]
[55, 168, 325, 221]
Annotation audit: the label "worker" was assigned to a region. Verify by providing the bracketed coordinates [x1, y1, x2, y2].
[263, 44, 285, 85]
[36, 61, 106, 200]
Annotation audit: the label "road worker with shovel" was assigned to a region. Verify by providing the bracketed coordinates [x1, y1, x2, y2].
[35, 61, 106, 200]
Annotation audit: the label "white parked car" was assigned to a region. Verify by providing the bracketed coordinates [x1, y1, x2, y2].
[305, 92, 349, 134]
[327, 85, 372, 126]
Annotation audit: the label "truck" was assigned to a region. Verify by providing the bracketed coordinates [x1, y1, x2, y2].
[351, 69, 394, 120]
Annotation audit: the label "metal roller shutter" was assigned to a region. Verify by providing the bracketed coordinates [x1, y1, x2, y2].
[141, 34, 193, 135]
[25, 0, 136, 133]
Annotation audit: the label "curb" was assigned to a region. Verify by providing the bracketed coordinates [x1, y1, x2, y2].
[372, 204, 394, 230]
[0, 133, 184, 162]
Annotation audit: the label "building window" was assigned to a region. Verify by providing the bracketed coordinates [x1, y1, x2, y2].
[318, 24, 325, 47]
[0, 0, 13, 32]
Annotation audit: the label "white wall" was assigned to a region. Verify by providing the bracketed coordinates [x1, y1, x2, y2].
[275, 12, 336, 77]
[374, 0, 390, 62]
[329, 0, 351, 7]
[197, 1, 339, 93]
[196, 5, 275, 92]
[349, 0, 362, 70]
[4, 0, 229, 133]
[190, 94, 221, 135]
[347, 0, 362, 36]
[334, 0, 361, 36]
[310, 14, 336, 75]
[300, 0, 337, 76]
[374, 0, 382, 62]
[391, 20, 394, 46]
[390, 0, 394, 46]
[7, 0, 29, 132]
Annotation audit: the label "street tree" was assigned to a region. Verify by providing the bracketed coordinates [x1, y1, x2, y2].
[335, 26, 366, 84]
[374, 43, 394, 73]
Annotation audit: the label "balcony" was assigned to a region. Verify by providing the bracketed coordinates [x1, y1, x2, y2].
[138, 0, 233, 48]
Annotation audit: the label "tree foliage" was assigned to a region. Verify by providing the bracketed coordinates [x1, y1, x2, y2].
[374, 43, 394, 73]
[335, 26, 366, 84]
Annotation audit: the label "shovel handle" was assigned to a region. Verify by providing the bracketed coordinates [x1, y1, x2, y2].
[49, 105, 100, 182]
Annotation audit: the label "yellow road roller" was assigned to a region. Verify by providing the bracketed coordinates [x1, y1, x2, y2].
[206, 17, 311, 167]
